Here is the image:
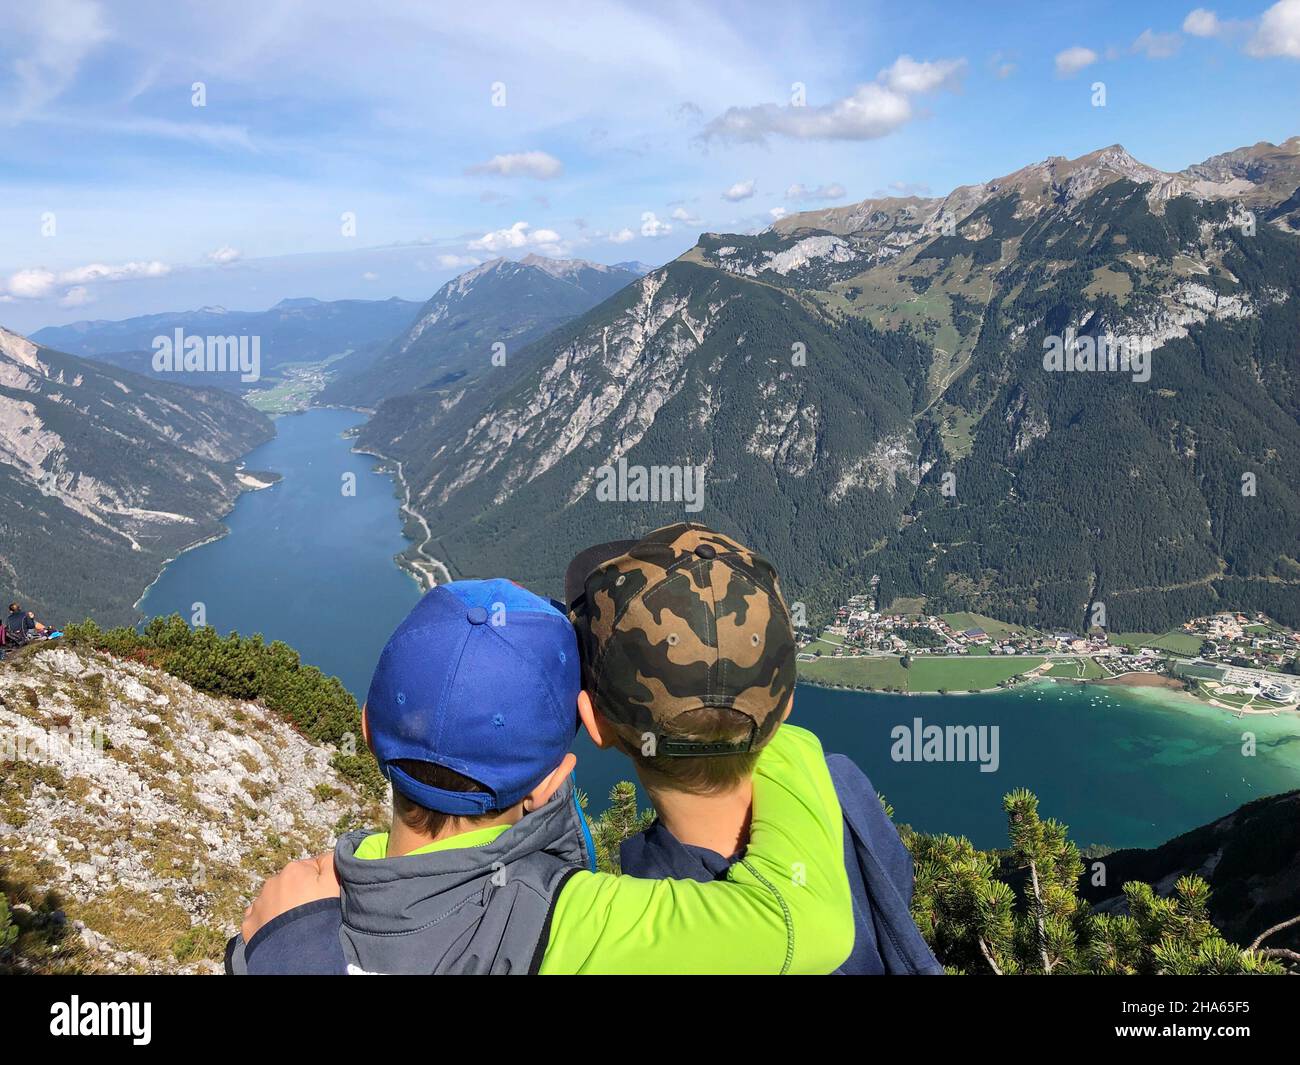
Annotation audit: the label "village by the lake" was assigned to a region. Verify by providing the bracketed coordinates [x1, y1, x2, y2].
[797, 589, 1300, 716]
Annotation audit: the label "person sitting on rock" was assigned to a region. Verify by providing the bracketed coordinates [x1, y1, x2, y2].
[4, 602, 38, 644]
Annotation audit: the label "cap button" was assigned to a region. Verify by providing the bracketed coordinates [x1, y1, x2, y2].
[695, 544, 717, 559]
[466, 606, 489, 625]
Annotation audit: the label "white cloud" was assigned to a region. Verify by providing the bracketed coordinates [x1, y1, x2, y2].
[640, 211, 671, 237]
[6, 269, 57, 299]
[60, 285, 93, 307]
[989, 51, 1018, 79]
[1183, 8, 1221, 36]
[94, 117, 256, 151]
[468, 221, 564, 252]
[1132, 29, 1183, 58]
[785, 182, 846, 202]
[879, 55, 967, 94]
[361, 271, 379, 281]
[3, 260, 170, 300]
[700, 83, 911, 144]
[769, 207, 787, 220]
[697, 54, 965, 145]
[670, 207, 701, 224]
[722, 180, 756, 201]
[60, 260, 170, 284]
[880, 180, 932, 197]
[437, 253, 481, 268]
[1054, 46, 1099, 76]
[1248, 0, 1300, 57]
[207, 245, 241, 265]
[609, 227, 636, 244]
[467, 151, 564, 179]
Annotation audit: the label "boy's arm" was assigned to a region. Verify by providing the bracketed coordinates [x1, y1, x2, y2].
[225, 852, 343, 975]
[537, 725, 853, 975]
[225, 898, 348, 975]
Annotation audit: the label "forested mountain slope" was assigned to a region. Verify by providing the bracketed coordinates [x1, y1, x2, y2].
[362, 138, 1300, 630]
[320, 255, 641, 410]
[1082, 789, 1300, 957]
[0, 327, 273, 626]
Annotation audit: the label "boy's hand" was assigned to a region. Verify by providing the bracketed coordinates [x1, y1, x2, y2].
[241, 852, 339, 943]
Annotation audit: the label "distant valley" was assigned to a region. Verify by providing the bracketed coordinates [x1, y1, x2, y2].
[32, 296, 422, 403]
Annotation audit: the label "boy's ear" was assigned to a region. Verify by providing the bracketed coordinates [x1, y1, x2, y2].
[781, 694, 794, 723]
[577, 690, 617, 749]
[360, 704, 372, 750]
[524, 752, 578, 812]
[579, 691, 618, 749]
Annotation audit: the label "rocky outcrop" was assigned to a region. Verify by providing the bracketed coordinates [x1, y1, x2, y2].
[0, 646, 373, 973]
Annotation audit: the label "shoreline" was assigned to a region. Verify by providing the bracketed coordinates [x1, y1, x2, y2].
[132, 468, 277, 614]
[799, 668, 1300, 723]
[311, 401, 448, 589]
[133, 530, 229, 613]
[349, 443, 453, 591]
[134, 407, 442, 621]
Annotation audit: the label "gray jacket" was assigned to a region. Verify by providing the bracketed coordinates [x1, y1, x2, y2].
[226, 778, 594, 975]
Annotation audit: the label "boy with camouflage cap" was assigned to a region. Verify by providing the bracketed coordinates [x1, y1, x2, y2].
[228, 577, 855, 974]
[567, 522, 942, 975]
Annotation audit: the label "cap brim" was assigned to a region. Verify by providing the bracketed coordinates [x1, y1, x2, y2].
[564, 538, 638, 611]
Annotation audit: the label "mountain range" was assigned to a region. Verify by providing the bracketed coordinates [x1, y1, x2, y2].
[0, 326, 272, 627]
[32, 297, 422, 396]
[355, 138, 1300, 632]
[318, 255, 645, 409]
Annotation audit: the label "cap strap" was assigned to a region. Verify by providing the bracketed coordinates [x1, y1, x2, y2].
[657, 736, 756, 757]
[386, 764, 498, 814]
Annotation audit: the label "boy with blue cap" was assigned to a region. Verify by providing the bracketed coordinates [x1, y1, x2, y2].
[227, 577, 854, 974]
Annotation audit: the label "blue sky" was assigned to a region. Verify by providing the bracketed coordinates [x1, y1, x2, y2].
[1, 0, 1298, 332]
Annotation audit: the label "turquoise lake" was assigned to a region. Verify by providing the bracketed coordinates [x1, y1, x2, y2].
[140, 408, 1300, 850]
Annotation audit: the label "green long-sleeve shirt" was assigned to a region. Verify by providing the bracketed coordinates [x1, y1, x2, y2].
[538, 725, 853, 974]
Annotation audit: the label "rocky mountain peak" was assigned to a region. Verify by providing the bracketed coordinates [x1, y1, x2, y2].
[519, 253, 630, 280]
[0, 326, 42, 371]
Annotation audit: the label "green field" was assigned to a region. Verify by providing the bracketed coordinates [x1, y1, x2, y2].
[1045, 657, 1108, 679]
[1111, 630, 1202, 655]
[810, 632, 847, 648]
[245, 351, 354, 414]
[798, 654, 1045, 693]
[883, 596, 927, 614]
[940, 612, 1041, 639]
[798, 655, 910, 690]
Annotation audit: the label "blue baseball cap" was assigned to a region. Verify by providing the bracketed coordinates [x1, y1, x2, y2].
[365, 579, 580, 814]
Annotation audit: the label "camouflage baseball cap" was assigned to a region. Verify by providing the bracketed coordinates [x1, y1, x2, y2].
[566, 523, 796, 757]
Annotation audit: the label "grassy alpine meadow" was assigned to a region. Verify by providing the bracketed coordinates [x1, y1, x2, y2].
[939, 612, 1044, 639]
[1045, 658, 1109, 679]
[1111, 630, 1204, 655]
[798, 653, 1045, 692]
